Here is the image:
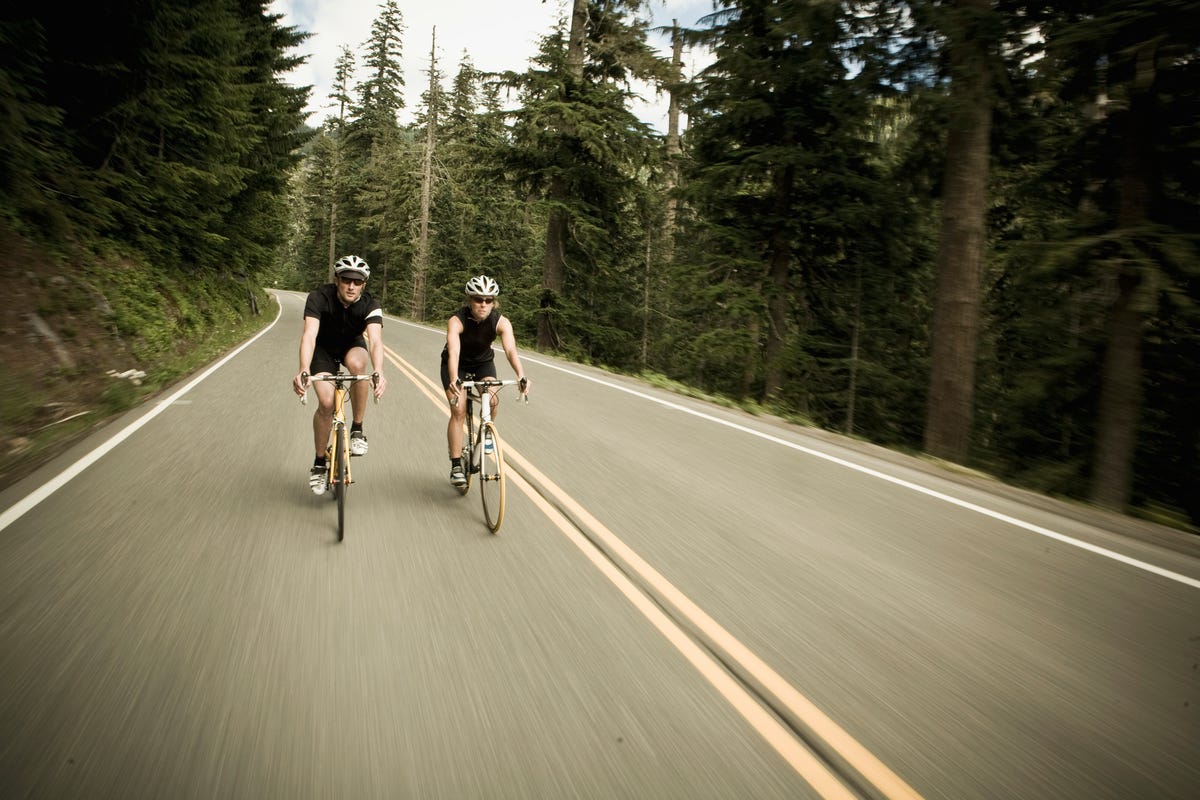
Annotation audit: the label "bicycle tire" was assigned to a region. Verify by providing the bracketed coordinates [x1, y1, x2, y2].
[479, 422, 505, 532]
[335, 425, 347, 541]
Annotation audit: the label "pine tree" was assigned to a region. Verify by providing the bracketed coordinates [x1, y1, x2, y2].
[8, 0, 310, 274]
[352, 0, 405, 140]
[504, 0, 666, 359]
[217, 0, 312, 275]
[431, 55, 540, 328]
[682, 0, 882, 404]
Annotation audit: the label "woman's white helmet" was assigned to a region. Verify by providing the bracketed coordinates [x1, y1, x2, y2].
[464, 275, 499, 297]
[334, 255, 370, 280]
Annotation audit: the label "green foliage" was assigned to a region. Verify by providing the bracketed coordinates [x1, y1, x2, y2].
[352, 0, 405, 134]
[498, 2, 668, 361]
[3, 0, 310, 277]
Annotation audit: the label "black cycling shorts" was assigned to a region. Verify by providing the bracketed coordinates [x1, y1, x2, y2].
[440, 355, 497, 390]
[309, 337, 368, 375]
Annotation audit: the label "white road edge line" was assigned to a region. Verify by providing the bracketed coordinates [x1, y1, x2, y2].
[0, 300, 284, 533]
[532, 358, 1200, 591]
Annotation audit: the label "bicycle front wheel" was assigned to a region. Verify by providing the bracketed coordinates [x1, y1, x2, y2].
[479, 422, 505, 532]
[335, 426, 348, 541]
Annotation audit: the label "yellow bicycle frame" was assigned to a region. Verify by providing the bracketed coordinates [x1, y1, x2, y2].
[326, 384, 352, 487]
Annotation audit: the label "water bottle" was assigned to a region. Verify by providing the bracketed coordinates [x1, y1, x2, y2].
[484, 436, 494, 455]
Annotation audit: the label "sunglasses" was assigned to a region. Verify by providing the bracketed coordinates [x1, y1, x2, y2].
[470, 296, 495, 304]
[339, 276, 365, 286]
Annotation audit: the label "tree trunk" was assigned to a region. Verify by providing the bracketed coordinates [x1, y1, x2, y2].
[327, 135, 338, 284]
[1091, 270, 1142, 510]
[412, 28, 438, 322]
[539, 176, 568, 350]
[762, 230, 791, 400]
[762, 164, 795, 400]
[1090, 42, 1157, 511]
[846, 265, 862, 435]
[641, 235, 651, 369]
[741, 316, 761, 399]
[662, 22, 684, 261]
[327, 198, 337, 283]
[923, 0, 994, 463]
[537, 0, 587, 351]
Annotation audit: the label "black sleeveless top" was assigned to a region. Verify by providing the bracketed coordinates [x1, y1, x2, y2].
[443, 307, 499, 366]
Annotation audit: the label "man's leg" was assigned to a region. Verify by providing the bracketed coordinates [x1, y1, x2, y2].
[308, 378, 335, 494]
[311, 379, 335, 456]
[344, 346, 371, 455]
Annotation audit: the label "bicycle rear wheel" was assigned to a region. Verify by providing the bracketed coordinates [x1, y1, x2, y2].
[334, 426, 347, 541]
[479, 422, 505, 532]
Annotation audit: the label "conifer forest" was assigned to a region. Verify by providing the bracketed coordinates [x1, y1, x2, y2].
[3, 1, 1198, 529]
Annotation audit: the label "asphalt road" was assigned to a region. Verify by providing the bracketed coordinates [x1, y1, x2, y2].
[1, 290, 1197, 799]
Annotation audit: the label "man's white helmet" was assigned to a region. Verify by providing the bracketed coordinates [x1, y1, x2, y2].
[334, 255, 370, 280]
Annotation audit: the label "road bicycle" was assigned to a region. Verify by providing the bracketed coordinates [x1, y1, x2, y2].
[300, 370, 377, 542]
[455, 378, 527, 533]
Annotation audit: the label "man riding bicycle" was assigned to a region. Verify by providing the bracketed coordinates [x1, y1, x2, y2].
[292, 255, 388, 494]
[442, 275, 529, 486]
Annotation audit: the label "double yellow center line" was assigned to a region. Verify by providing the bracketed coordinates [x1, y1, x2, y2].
[383, 343, 924, 800]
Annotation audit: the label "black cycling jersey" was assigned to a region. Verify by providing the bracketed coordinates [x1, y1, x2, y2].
[304, 283, 383, 354]
[303, 284, 382, 374]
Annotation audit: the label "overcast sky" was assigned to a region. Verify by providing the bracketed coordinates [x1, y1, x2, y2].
[267, 0, 715, 132]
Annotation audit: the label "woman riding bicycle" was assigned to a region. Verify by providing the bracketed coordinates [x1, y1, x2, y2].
[442, 275, 529, 487]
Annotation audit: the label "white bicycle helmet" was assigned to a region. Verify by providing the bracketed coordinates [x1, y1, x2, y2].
[334, 254, 370, 280]
[464, 275, 499, 297]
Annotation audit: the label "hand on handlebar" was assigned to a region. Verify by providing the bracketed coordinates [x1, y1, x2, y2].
[372, 372, 386, 401]
[294, 371, 310, 400]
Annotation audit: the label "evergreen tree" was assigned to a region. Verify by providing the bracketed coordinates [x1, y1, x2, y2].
[330, 45, 357, 126]
[334, 0, 407, 285]
[215, 0, 312, 275]
[504, 0, 666, 361]
[5, 0, 310, 275]
[431, 57, 541, 329]
[681, 0, 884, 405]
[351, 0, 405, 141]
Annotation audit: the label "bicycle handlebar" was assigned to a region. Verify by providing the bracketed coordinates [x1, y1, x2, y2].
[299, 371, 379, 405]
[455, 377, 529, 405]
